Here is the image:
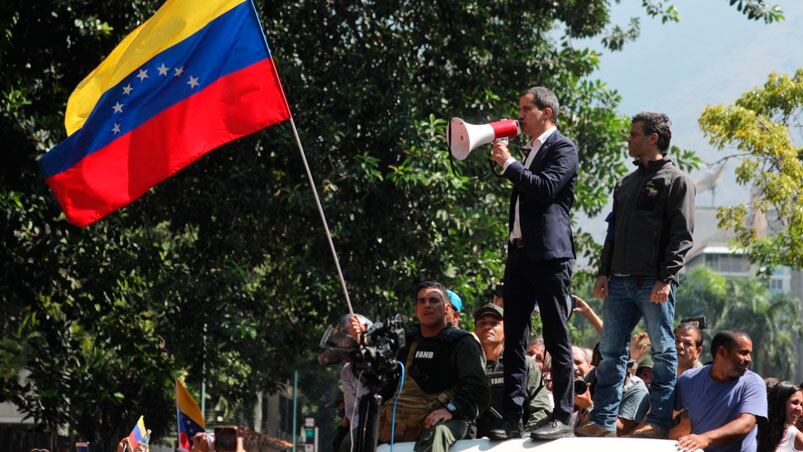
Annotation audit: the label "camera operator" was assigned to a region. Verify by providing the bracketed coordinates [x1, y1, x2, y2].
[349, 281, 489, 451]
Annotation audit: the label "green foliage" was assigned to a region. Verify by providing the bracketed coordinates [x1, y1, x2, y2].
[601, 1, 680, 51]
[601, 0, 784, 51]
[728, 0, 784, 23]
[676, 266, 801, 379]
[0, 0, 770, 447]
[669, 145, 704, 174]
[698, 69, 803, 270]
[640, 0, 681, 23]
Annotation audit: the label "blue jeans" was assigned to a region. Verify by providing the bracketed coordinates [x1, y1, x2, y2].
[589, 276, 677, 432]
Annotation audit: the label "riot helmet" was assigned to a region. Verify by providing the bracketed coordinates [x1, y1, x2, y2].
[317, 313, 372, 365]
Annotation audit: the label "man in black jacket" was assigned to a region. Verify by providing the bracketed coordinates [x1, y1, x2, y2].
[577, 112, 694, 439]
[490, 86, 578, 440]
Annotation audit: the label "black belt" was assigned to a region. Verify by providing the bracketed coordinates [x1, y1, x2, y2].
[510, 238, 525, 248]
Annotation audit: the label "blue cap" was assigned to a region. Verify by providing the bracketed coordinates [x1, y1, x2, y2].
[446, 289, 463, 312]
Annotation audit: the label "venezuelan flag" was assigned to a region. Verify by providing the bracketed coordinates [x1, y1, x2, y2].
[176, 379, 205, 450]
[39, 0, 291, 227]
[127, 415, 149, 450]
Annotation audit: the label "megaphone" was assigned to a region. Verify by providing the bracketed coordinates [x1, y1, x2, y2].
[447, 118, 520, 160]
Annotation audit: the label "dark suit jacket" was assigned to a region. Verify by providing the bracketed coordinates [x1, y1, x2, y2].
[504, 129, 578, 262]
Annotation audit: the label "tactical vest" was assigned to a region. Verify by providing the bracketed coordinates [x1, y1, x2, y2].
[485, 359, 506, 416]
[377, 325, 468, 443]
[475, 358, 505, 436]
[405, 325, 469, 393]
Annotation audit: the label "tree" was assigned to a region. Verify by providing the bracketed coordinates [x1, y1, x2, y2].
[699, 68, 803, 271]
[0, 0, 779, 447]
[725, 0, 784, 22]
[675, 266, 801, 379]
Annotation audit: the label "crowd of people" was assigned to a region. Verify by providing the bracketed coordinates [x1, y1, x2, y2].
[325, 86, 802, 452]
[329, 284, 803, 452]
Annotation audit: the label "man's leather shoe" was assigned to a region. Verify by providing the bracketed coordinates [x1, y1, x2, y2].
[529, 417, 575, 440]
[626, 423, 666, 439]
[488, 418, 523, 441]
[575, 422, 616, 437]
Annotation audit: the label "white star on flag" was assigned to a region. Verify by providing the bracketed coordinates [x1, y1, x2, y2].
[174, 66, 184, 77]
[112, 102, 124, 114]
[136, 69, 149, 81]
[187, 76, 200, 89]
[112, 123, 121, 134]
[122, 84, 133, 95]
[157, 63, 169, 76]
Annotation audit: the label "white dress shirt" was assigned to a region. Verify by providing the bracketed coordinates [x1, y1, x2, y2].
[505, 126, 557, 242]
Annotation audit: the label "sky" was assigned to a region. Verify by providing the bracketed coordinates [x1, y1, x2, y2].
[574, 0, 803, 259]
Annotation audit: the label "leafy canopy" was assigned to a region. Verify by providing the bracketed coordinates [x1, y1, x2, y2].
[0, 0, 780, 447]
[699, 68, 803, 271]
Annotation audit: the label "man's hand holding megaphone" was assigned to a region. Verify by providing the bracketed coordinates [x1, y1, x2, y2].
[490, 139, 514, 169]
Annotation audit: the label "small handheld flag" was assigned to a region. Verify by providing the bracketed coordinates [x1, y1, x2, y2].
[127, 416, 150, 451]
[39, 0, 291, 227]
[176, 379, 205, 450]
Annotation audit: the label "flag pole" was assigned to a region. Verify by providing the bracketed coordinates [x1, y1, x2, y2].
[201, 323, 206, 423]
[247, 0, 354, 315]
[286, 117, 354, 316]
[175, 379, 181, 450]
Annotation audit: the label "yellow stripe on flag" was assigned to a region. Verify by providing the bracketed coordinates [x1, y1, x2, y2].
[176, 379, 205, 428]
[136, 415, 147, 432]
[64, 0, 246, 136]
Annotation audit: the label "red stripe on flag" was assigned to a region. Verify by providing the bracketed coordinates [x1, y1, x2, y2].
[46, 58, 290, 227]
[127, 432, 140, 449]
[179, 432, 191, 450]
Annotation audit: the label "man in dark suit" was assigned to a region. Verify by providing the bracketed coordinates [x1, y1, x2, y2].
[489, 86, 578, 440]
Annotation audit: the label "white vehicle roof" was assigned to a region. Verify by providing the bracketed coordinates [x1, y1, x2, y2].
[377, 437, 702, 451]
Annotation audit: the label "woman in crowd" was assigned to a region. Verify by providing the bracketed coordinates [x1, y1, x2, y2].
[758, 379, 803, 452]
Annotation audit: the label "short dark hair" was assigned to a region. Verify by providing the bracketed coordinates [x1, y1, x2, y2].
[493, 282, 504, 298]
[521, 86, 560, 121]
[632, 112, 672, 152]
[676, 323, 704, 348]
[710, 330, 751, 358]
[416, 281, 448, 303]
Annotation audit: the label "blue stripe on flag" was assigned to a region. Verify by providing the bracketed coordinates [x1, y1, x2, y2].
[40, 1, 268, 177]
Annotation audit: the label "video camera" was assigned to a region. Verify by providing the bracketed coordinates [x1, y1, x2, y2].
[318, 313, 408, 451]
[350, 314, 408, 391]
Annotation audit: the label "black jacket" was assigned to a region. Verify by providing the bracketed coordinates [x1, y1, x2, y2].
[504, 130, 578, 262]
[598, 158, 695, 284]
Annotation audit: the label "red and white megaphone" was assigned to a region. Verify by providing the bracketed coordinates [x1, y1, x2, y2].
[447, 118, 521, 160]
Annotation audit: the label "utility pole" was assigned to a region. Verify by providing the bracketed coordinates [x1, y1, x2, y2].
[292, 370, 299, 452]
